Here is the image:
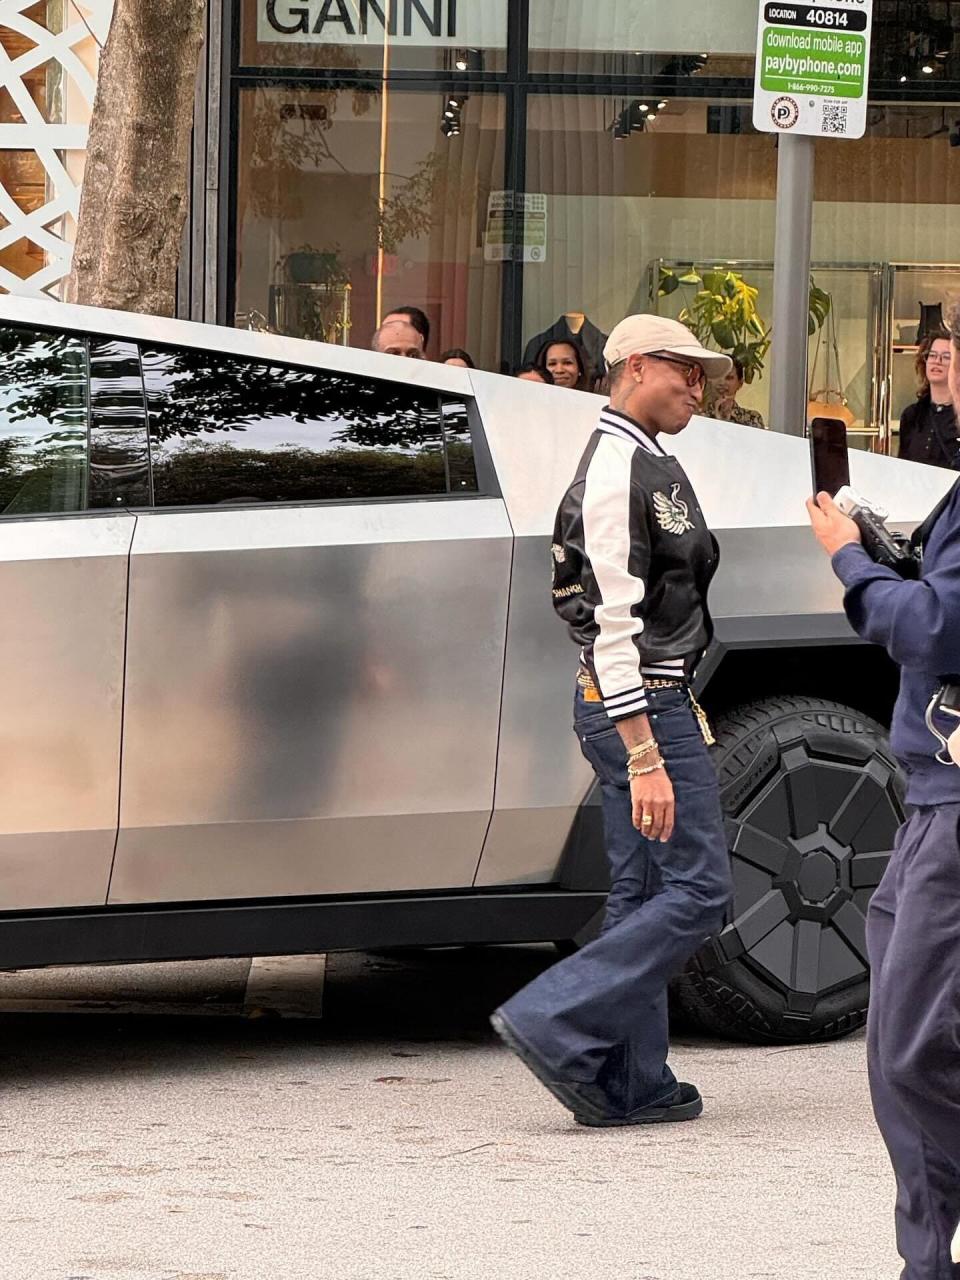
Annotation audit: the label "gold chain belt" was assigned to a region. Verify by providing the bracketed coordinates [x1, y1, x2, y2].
[576, 667, 715, 747]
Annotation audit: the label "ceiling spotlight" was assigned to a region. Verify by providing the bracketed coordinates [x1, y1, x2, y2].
[900, 74, 908, 82]
[455, 57, 468, 70]
[657, 101, 667, 109]
[922, 63, 935, 74]
[639, 103, 650, 113]
[444, 109, 455, 118]
[647, 113, 658, 122]
[448, 96, 462, 107]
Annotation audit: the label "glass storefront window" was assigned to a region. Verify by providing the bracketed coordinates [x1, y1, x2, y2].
[811, 102, 960, 452]
[527, 0, 757, 75]
[522, 94, 777, 418]
[235, 85, 505, 368]
[241, 0, 508, 73]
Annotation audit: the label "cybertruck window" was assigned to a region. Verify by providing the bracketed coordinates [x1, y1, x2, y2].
[0, 325, 88, 517]
[139, 343, 478, 506]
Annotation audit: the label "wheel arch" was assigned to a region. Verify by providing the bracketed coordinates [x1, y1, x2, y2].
[698, 638, 900, 731]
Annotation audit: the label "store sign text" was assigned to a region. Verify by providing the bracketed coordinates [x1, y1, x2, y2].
[259, 0, 505, 45]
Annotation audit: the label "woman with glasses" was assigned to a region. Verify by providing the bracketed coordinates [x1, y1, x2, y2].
[898, 331, 959, 468]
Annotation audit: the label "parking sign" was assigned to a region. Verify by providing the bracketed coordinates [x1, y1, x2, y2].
[753, 0, 874, 139]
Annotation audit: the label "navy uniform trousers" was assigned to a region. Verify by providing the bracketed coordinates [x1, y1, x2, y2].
[499, 684, 732, 1115]
[867, 804, 960, 1280]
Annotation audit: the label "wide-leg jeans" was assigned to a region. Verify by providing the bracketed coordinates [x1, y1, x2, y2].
[499, 685, 733, 1115]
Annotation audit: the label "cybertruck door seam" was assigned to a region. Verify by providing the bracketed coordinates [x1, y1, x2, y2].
[469, 428, 516, 888]
[104, 510, 138, 905]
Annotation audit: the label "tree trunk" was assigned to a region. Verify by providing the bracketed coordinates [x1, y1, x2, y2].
[67, 0, 206, 316]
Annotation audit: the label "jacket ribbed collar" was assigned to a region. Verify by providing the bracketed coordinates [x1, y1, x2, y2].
[598, 406, 672, 458]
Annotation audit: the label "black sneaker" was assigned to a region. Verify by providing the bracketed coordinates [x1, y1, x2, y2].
[489, 1009, 612, 1124]
[574, 1082, 703, 1127]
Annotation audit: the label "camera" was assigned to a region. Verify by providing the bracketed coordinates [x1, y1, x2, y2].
[834, 485, 921, 579]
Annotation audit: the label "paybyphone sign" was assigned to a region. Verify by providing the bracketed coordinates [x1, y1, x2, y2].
[259, 0, 508, 47]
[753, 0, 874, 139]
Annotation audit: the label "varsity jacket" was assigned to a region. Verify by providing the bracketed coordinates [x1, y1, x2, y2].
[552, 406, 719, 722]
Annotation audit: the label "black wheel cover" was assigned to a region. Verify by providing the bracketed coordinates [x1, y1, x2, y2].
[675, 696, 905, 1043]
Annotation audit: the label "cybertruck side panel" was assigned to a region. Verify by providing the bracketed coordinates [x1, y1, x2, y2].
[475, 532, 594, 887]
[109, 499, 511, 904]
[0, 514, 133, 908]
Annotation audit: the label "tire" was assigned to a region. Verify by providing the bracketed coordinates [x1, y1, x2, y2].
[672, 695, 905, 1044]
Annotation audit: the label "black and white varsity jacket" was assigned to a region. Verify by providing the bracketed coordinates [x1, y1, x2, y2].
[552, 406, 719, 722]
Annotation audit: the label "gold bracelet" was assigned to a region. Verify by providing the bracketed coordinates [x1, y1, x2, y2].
[628, 761, 665, 778]
[626, 738, 658, 760]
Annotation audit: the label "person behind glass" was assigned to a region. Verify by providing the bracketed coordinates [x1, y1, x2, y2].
[708, 357, 766, 429]
[490, 315, 734, 1128]
[535, 338, 592, 391]
[515, 362, 554, 385]
[898, 330, 959, 468]
[439, 348, 475, 369]
[807, 298, 960, 1279]
[382, 306, 430, 352]
[371, 320, 424, 360]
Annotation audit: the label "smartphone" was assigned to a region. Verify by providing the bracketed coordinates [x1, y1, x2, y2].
[809, 417, 850, 497]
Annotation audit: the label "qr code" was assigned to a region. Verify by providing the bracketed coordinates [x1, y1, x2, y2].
[822, 101, 848, 134]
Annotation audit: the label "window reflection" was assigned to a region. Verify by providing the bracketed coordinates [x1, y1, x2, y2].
[141, 343, 477, 506]
[234, 85, 505, 367]
[523, 94, 776, 427]
[88, 338, 151, 509]
[526, 0, 757, 75]
[0, 326, 88, 516]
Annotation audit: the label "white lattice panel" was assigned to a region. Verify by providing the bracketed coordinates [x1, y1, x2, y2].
[0, 0, 114, 297]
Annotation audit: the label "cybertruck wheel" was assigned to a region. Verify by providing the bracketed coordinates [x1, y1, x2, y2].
[672, 696, 904, 1044]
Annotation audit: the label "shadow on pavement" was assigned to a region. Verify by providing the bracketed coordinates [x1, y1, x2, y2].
[0, 944, 562, 1088]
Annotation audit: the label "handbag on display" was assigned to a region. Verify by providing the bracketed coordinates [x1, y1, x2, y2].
[918, 301, 946, 342]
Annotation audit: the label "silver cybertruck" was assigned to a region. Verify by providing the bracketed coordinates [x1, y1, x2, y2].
[0, 296, 950, 1043]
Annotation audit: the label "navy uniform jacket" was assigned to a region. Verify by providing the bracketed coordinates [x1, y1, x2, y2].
[832, 480, 960, 805]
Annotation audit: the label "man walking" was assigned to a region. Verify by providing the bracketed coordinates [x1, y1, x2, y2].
[808, 304, 960, 1280]
[491, 315, 734, 1127]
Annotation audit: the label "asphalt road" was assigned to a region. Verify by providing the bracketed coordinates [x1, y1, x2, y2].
[0, 946, 898, 1280]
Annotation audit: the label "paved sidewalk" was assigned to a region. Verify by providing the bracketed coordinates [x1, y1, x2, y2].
[0, 949, 897, 1280]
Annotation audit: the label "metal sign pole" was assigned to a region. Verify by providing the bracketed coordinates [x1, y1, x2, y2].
[769, 134, 815, 437]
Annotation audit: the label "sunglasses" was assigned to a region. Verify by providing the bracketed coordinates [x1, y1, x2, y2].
[647, 352, 707, 388]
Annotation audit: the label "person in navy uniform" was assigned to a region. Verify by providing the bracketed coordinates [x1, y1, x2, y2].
[490, 315, 734, 1127]
[808, 303, 960, 1279]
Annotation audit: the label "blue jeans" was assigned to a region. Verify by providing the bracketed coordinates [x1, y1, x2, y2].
[500, 685, 733, 1115]
[574, 687, 661, 933]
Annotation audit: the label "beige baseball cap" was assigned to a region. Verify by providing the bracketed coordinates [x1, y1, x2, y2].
[603, 314, 733, 378]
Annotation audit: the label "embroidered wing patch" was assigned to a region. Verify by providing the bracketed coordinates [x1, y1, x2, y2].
[653, 484, 694, 536]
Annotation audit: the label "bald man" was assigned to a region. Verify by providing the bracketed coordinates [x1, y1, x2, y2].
[371, 321, 425, 360]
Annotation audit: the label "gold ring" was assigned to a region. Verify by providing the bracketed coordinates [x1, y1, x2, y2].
[641, 815, 653, 826]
